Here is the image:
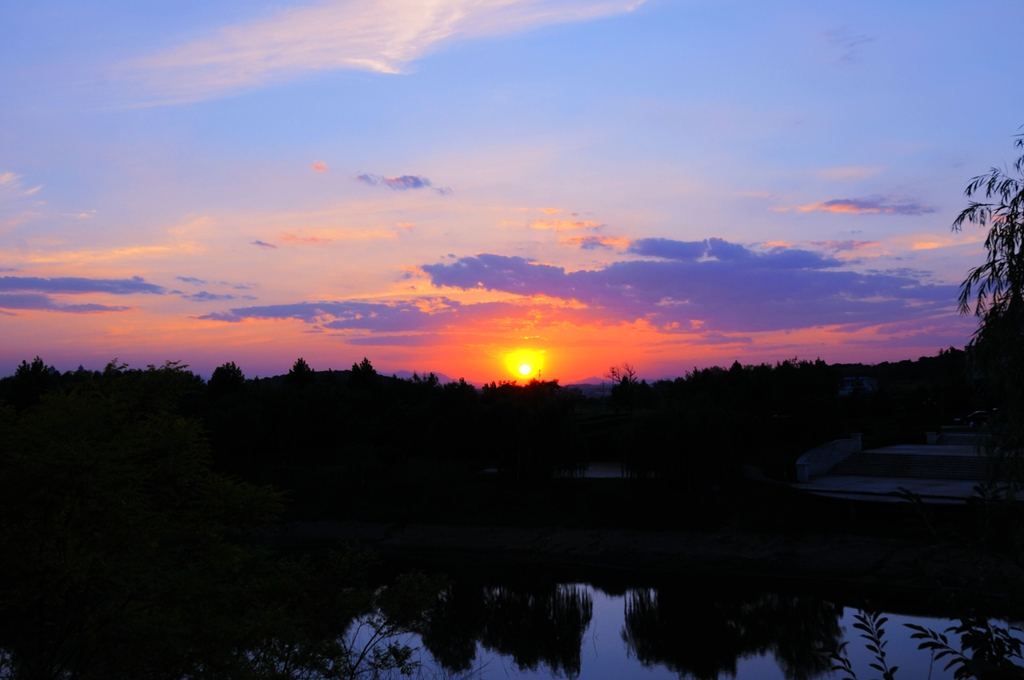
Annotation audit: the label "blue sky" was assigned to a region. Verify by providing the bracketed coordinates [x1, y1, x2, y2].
[2, 0, 1022, 381]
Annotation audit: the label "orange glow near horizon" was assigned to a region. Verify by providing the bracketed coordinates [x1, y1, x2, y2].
[0, 297, 977, 385]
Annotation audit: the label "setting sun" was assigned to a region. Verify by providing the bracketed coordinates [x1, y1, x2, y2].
[504, 349, 545, 380]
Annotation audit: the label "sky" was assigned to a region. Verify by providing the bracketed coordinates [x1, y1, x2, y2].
[2, 0, 1023, 383]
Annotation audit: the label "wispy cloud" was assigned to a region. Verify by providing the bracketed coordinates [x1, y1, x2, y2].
[280, 233, 334, 245]
[120, 0, 644, 104]
[628, 238, 707, 261]
[251, 240, 277, 249]
[0, 276, 165, 295]
[15, 243, 204, 266]
[181, 291, 236, 302]
[0, 171, 42, 199]
[310, 161, 328, 172]
[810, 240, 881, 252]
[63, 210, 98, 219]
[823, 28, 874, 64]
[560, 235, 630, 250]
[280, 229, 398, 244]
[346, 334, 444, 347]
[0, 294, 131, 314]
[201, 298, 459, 329]
[793, 197, 935, 216]
[356, 173, 451, 194]
[530, 219, 604, 232]
[0, 275, 164, 314]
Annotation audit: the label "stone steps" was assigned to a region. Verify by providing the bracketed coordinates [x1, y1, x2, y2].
[829, 452, 988, 480]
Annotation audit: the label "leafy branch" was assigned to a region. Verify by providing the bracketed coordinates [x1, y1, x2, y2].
[830, 610, 899, 680]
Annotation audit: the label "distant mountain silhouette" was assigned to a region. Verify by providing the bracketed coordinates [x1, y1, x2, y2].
[570, 376, 608, 385]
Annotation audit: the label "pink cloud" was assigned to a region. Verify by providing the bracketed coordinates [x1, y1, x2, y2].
[530, 219, 604, 232]
[810, 240, 881, 251]
[310, 161, 328, 172]
[281, 233, 332, 244]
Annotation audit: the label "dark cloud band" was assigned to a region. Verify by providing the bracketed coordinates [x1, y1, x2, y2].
[203, 238, 959, 338]
[0, 275, 165, 295]
[0, 293, 130, 313]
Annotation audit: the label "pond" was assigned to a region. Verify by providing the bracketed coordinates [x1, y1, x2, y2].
[363, 569, 1024, 680]
[3, 559, 1021, 679]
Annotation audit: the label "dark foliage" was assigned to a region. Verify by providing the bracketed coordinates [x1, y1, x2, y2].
[0, 349, 980, 530]
[0, 363, 438, 679]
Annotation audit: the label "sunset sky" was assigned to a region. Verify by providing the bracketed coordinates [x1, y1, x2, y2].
[2, 0, 1023, 383]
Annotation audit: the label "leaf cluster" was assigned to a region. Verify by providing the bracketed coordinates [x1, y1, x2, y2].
[907, 619, 1024, 680]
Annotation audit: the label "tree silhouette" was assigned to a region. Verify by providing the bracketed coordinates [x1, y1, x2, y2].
[5, 357, 56, 411]
[953, 132, 1024, 326]
[350, 357, 379, 391]
[208, 361, 245, 397]
[953, 131, 1024, 484]
[286, 357, 313, 386]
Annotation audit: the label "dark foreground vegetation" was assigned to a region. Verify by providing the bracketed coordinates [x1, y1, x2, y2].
[0, 348, 980, 527]
[1, 349, 1017, 678]
[0, 350, 1020, 680]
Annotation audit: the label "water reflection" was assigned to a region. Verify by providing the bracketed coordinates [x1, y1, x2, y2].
[622, 589, 840, 680]
[418, 583, 593, 677]
[3, 566, 1021, 679]
[412, 577, 843, 679]
[412, 578, 1024, 680]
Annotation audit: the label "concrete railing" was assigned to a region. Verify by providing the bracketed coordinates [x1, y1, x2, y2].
[795, 434, 862, 483]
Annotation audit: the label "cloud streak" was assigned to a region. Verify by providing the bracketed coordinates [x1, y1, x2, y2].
[530, 219, 603, 232]
[0, 276, 165, 295]
[809, 240, 881, 252]
[0, 293, 130, 314]
[181, 291, 237, 302]
[0, 171, 42, 200]
[823, 28, 875, 64]
[0, 276, 165, 314]
[356, 173, 451, 194]
[796, 197, 935, 215]
[560, 235, 630, 250]
[121, 0, 644, 103]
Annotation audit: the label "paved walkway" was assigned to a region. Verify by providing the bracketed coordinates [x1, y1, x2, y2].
[798, 474, 984, 503]
[797, 442, 991, 504]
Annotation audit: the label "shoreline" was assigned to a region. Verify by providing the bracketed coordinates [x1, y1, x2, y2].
[272, 520, 1024, 611]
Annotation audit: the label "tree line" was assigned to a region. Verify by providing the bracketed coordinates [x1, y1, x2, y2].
[0, 349, 977, 525]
